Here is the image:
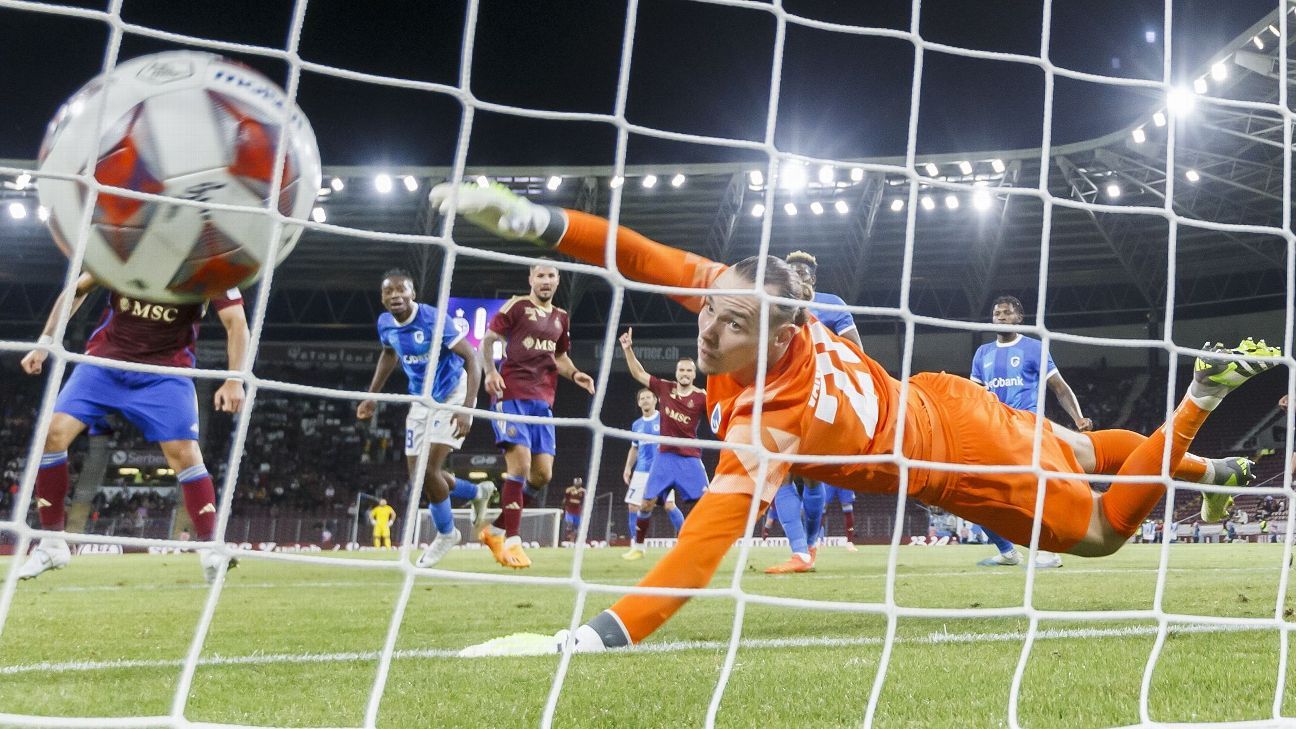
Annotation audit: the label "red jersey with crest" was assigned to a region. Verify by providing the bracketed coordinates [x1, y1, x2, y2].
[647, 375, 707, 458]
[85, 289, 243, 368]
[488, 295, 571, 406]
[564, 485, 586, 515]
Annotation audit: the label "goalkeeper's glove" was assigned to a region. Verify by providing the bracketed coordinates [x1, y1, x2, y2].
[428, 182, 566, 247]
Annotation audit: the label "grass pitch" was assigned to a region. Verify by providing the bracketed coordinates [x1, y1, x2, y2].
[0, 542, 1293, 728]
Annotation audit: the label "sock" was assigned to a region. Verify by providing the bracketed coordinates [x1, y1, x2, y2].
[628, 508, 639, 540]
[1102, 399, 1211, 536]
[495, 475, 525, 538]
[1084, 429, 1209, 482]
[772, 483, 809, 555]
[429, 497, 454, 535]
[984, 527, 1016, 555]
[666, 506, 685, 534]
[802, 483, 826, 546]
[842, 508, 855, 542]
[636, 509, 652, 545]
[178, 464, 217, 541]
[450, 478, 479, 500]
[35, 451, 69, 530]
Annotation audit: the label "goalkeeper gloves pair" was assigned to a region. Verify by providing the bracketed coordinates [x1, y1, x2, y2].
[429, 182, 566, 247]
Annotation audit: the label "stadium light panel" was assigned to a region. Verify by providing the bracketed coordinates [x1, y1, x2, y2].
[944, 194, 959, 210]
[1269, 24, 1280, 36]
[1192, 77, 1208, 94]
[1131, 127, 1146, 144]
[402, 175, 418, 192]
[475, 175, 489, 187]
[330, 177, 344, 192]
[784, 202, 798, 216]
[609, 176, 624, 188]
[850, 167, 864, 182]
[375, 174, 393, 193]
[1211, 61, 1228, 81]
[972, 189, 992, 211]
[920, 196, 935, 211]
[781, 163, 808, 190]
[817, 165, 835, 185]
[1152, 111, 1167, 127]
[751, 203, 765, 217]
[671, 173, 686, 188]
[889, 198, 904, 212]
[1167, 88, 1195, 115]
[1105, 183, 1121, 198]
[1253, 35, 1265, 50]
[957, 161, 973, 175]
[990, 159, 1005, 173]
[1185, 169, 1200, 183]
[642, 174, 658, 189]
[923, 162, 939, 176]
[317, 186, 331, 197]
[810, 201, 824, 215]
[14, 172, 31, 190]
[36, 205, 49, 222]
[1144, 30, 1156, 43]
[546, 175, 562, 191]
[311, 206, 326, 223]
[748, 170, 764, 186]
[834, 200, 849, 215]
[8, 202, 26, 219]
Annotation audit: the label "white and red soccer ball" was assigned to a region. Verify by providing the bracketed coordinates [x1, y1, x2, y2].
[37, 51, 321, 304]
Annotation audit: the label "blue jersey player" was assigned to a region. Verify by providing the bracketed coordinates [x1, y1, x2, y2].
[622, 388, 666, 544]
[357, 269, 486, 568]
[766, 251, 864, 574]
[968, 295, 1091, 569]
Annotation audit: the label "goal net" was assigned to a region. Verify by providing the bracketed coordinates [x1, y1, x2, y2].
[0, 0, 1293, 727]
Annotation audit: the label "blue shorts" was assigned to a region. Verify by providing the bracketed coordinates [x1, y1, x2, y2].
[643, 451, 707, 502]
[564, 513, 580, 526]
[824, 485, 855, 507]
[491, 399, 556, 456]
[55, 364, 199, 443]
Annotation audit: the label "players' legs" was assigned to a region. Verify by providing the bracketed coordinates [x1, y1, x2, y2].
[802, 481, 826, 548]
[34, 413, 86, 532]
[663, 492, 685, 534]
[530, 453, 554, 491]
[772, 483, 809, 558]
[158, 439, 217, 543]
[1052, 425, 1215, 484]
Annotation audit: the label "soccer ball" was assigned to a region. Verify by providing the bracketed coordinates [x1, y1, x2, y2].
[37, 51, 321, 304]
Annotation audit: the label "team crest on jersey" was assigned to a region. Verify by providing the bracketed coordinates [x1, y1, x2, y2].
[525, 308, 540, 321]
[119, 297, 131, 312]
[1010, 355, 1021, 368]
[414, 330, 425, 344]
[710, 404, 721, 432]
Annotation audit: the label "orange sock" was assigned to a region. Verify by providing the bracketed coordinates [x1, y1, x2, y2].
[1084, 429, 1208, 482]
[1101, 400, 1211, 537]
[609, 492, 753, 644]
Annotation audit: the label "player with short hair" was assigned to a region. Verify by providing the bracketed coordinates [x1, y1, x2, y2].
[19, 272, 248, 582]
[766, 251, 864, 573]
[479, 260, 595, 568]
[563, 477, 586, 543]
[622, 388, 662, 545]
[369, 498, 396, 549]
[432, 183, 1272, 651]
[356, 269, 489, 568]
[618, 329, 708, 561]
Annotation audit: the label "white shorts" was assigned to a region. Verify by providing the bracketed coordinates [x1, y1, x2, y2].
[405, 378, 468, 453]
[625, 471, 675, 506]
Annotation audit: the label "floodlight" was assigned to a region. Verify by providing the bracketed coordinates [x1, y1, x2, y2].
[1185, 169, 1200, 183]
[311, 207, 326, 223]
[850, 167, 864, 182]
[817, 165, 834, 185]
[14, 173, 30, 190]
[751, 203, 765, 217]
[889, 198, 904, 212]
[8, 202, 26, 219]
[1192, 77, 1208, 94]
[375, 174, 393, 193]
[1167, 88, 1195, 115]
[781, 163, 808, 190]
[330, 177, 344, 192]
[403, 175, 418, 192]
[784, 202, 798, 216]
[1152, 111, 1167, 127]
[958, 161, 973, 175]
[1131, 128, 1146, 144]
[810, 201, 824, 215]
[990, 159, 1006, 173]
[834, 200, 849, 215]
[671, 173, 686, 188]
[1105, 183, 1121, 198]
[972, 189, 992, 210]
[920, 196, 935, 211]
[944, 194, 959, 210]
[546, 175, 562, 191]
[924, 162, 939, 176]
[1211, 61, 1228, 81]
[748, 170, 764, 186]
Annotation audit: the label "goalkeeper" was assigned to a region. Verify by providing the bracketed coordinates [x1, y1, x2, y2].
[431, 182, 1275, 652]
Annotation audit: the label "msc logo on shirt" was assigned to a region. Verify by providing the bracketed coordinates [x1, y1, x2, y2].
[665, 407, 692, 425]
[119, 296, 179, 322]
[522, 336, 557, 352]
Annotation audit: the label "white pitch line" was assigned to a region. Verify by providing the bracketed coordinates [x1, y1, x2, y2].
[0, 622, 1264, 676]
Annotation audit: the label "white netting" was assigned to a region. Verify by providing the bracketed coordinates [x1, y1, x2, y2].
[0, 0, 1294, 727]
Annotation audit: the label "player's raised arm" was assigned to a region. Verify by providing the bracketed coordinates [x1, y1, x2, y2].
[214, 301, 249, 413]
[618, 328, 652, 387]
[449, 336, 482, 437]
[430, 183, 727, 313]
[21, 272, 97, 375]
[358, 348, 399, 421]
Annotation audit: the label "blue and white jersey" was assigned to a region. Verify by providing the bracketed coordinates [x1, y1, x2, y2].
[630, 412, 661, 473]
[810, 292, 856, 338]
[970, 334, 1058, 412]
[377, 303, 466, 402]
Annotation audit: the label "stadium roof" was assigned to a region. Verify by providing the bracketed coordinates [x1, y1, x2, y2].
[1, 6, 1293, 339]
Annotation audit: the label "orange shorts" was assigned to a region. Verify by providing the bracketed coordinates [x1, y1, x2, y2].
[909, 373, 1094, 552]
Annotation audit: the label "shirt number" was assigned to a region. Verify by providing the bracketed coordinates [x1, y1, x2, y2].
[809, 324, 880, 437]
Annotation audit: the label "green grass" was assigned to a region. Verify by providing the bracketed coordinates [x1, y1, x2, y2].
[1, 543, 1294, 727]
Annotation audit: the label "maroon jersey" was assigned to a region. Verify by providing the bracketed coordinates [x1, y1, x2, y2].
[564, 486, 585, 515]
[85, 289, 243, 367]
[648, 375, 707, 458]
[488, 296, 571, 405]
